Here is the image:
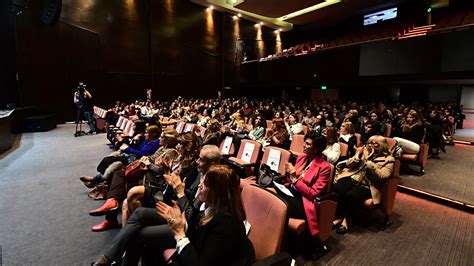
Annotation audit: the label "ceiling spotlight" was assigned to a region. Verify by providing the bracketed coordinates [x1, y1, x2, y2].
[237, 13, 242, 17]
[279, 28, 282, 32]
[274, 30, 279, 34]
[210, 5, 214, 9]
[259, 22, 264, 25]
[254, 23, 260, 27]
[233, 15, 238, 20]
[206, 7, 211, 12]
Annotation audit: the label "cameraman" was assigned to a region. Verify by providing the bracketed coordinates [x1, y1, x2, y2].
[74, 82, 97, 134]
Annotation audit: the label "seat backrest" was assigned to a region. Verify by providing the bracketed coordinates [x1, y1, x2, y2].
[219, 135, 235, 155]
[338, 142, 349, 158]
[235, 139, 262, 164]
[120, 119, 129, 130]
[302, 125, 309, 135]
[183, 123, 195, 133]
[116, 116, 124, 127]
[266, 120, 273, 129]
[289, 134, 304, 155]
[261, 146, 291, 175]
[199, 126, 207, 137]
[124, 120, 134, 134]
[175, 121, 185, 133]
[354, 133, 362, 147]
[385, 137, 397, 153]
[326, 163, 335, 193]
[384, 123, 392, 137]
[241, 185, 287, 261]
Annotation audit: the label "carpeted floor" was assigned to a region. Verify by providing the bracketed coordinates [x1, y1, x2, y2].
[399, 144, 474, 205]
[0, 124, 118, 265]
[0, 124, 473, 265]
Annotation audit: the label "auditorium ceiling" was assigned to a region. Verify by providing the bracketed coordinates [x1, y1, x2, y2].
[191, 0, 440, 30]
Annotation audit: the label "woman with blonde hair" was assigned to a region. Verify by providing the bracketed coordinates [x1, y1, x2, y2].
[393, 109, 425, 154]
[338, 121, 357, 157]
[333, 135, 395, 234]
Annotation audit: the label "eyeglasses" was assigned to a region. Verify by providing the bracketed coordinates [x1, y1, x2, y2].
[368, 142, 380, 146]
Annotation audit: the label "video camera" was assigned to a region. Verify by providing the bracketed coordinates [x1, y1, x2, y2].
[76, 82, 86, 93]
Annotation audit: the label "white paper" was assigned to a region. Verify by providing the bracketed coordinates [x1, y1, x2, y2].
[267, 149, 281, 172]
[184, 124, 193, 132]
[273, 182, 293, 197]
[176, 122, 184, 132]
[241, 143, 255, 163]
[222, 136, 233, 154]
[243, 220, 251, 235]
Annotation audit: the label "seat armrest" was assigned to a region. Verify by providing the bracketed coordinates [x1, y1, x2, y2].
[315, 192, 339, 202]
[253, 252, 293, 266]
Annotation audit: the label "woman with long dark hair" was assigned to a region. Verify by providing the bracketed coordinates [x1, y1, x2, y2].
[92, 165, 255, 266]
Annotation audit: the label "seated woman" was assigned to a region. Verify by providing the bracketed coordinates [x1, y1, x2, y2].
[112, 120, 147, 150]
[118, 125, 162, 162]
[368, 111, 386, 136]
[285, 113, 303, 141]
[261, 118, 289, 149]
[80, 125, 162, 188]
[201, 119, 221, 146]
[247, 115, 266, 141]
[361, 120, 377, 144]
[123, 133, 200, 222]
[338, 121, 357, 158]
[393, 109, 425, 154]
[333, 135, 395, 234]
[92, 165, 255, 266]
[276, 132, 331, 242]
[313, 114, 326, 135]
[322, 126, 341, 165]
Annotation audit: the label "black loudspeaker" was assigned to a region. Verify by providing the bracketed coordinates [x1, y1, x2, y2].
[22, 114, 57, 132]
[41, 0, 62, 25]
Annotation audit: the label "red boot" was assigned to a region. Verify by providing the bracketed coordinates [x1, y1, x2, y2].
[89, 198, 119, 216]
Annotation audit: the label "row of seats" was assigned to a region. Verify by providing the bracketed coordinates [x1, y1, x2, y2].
[96, 110, 401, 262]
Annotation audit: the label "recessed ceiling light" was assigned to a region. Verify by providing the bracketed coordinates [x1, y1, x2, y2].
[259, 22, 263, 25]
[237, 13, 242, 17]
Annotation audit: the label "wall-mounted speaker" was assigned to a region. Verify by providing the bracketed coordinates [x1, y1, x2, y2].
[41, 0, 61, 25]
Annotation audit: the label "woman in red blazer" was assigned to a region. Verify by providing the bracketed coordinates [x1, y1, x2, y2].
[279, 131, 332, 237]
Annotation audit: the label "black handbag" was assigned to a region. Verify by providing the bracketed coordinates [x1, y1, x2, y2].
[257, 164, 284, 187]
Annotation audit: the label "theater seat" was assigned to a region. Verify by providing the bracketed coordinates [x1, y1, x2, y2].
[401, 143, 429, 176]
[289, 134, 304, 158]
[219, 135, 236, 157]
[246, 146, 291, 182]
[362, 160, 400, 230]
[241, 184, 288, 261]
[225, 139, 262, 177]
[384, 123, 392, 137]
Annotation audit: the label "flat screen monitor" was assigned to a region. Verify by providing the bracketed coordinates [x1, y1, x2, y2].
[363, 7, 397, 26]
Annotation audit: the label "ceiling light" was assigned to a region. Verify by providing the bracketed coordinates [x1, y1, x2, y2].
[237, 13, 242, 17]
[259, 22, 263, 25]
[233, 15, 238, 20]
[254, 23, 260, 27]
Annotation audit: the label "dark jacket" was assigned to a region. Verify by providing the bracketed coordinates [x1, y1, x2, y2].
[177, 209, 255, 266]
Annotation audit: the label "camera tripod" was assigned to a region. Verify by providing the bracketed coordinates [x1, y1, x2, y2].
[74, 106, 87, 137]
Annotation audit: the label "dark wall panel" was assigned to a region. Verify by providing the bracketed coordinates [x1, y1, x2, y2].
[16, 0, 275, 121]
